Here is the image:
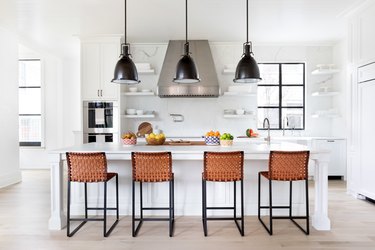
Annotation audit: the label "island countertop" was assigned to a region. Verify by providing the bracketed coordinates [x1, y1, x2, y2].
[48, 141, 331, 232]
[51, 141, 323, 159]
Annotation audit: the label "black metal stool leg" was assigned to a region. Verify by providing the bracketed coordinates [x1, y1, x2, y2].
[140, 182, 143, 220]
[169, 179, 174, 237]
[258, 172, 261, 221]
[269, 179, 273, 235]
[132, 180, 136, 237]
[305, 179, 310, 235]
[84, 183, 88, 219]
[116, 175, 119, 220]
[67, 181, 87, 237]
[103, 181, 107, 237]
[234, 180, 237, 221]
[202, 179, 208, 236]
[240, 179, 244, 236]
[67, 180, 71, 237]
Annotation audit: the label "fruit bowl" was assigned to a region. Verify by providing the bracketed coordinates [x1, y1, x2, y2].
[122, 138, 137, 146]
[204, 136, 220, 145]
[146, 137, 166, 145]
[220, 140, 233, 147]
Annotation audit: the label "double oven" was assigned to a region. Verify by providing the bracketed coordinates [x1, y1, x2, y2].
[83, 101, 119, 143]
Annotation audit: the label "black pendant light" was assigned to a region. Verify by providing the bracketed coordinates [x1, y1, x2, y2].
[233, 0, 261, 83]
[173, 0, 200, 84]
[111, 0, 140, 85]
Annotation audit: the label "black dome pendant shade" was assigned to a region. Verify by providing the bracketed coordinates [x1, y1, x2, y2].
[174, 42, 200, 83]
[173, 0, 200, 84]
[234, 0, 261, 83]
[111, 0, 140, 85]
[234, 43, 261, 83]
[112, 45, 140, 84]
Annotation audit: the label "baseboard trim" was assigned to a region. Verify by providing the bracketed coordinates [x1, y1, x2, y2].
[0, 170, 22, 189]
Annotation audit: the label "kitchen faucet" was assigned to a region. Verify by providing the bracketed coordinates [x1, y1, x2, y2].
[263, 118, 271, 145]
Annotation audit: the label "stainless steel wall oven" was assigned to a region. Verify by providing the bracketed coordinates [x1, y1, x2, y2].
[83, 101, 118, 143]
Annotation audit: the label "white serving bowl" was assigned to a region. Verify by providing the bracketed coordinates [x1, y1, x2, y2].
[129, 87, 138, 92]
[126, 109, 136, 115]
[136, 110, 144, 115]
[236, 109, 245, 115]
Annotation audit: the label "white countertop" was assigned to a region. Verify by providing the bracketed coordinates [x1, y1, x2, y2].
[52, 141, 327, 155]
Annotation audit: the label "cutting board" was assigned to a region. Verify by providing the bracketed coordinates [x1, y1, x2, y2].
[164, 141, 206, 146]
[137, 122, 152, 137]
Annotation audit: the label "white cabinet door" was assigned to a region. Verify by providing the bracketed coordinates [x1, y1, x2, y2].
[100, 43, 119, 100]
[81, 43, 101, 100]
[81, 39, 120, 101]
[359, 79, 375, 200]
[358, 5, 375, 64]
[313, 139, 347, 178]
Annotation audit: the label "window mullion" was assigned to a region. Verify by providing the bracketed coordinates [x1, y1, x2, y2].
[279, 63, 282, 130]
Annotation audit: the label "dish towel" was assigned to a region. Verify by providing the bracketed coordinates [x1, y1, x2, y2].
[95, 108, 105, 125]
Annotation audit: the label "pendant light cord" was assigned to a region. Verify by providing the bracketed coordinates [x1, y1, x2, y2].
[185, 0, 188, 44]
[125, 0, 127, 44]
[246, 0, 248, 43]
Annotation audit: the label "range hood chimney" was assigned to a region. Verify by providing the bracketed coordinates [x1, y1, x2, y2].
[157, 40, 220, 97]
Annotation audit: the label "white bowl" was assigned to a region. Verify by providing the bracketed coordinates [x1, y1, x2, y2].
[236, 109, 245, 115]
[126, 109, 136, 115]
[129, 87, 138, 92]
[136, 110, 144, 115]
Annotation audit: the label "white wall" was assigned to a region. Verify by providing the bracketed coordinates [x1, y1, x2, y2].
[62, 57, 81, 146]
[19, 46, 80, 169]
[332, 40, 347, 137]
[0, 28, 22, 187]
[121, 42, 338, 138]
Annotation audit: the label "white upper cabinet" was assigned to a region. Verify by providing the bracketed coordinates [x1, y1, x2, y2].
[81, 36, 121, 100]
[349, 3, 375, 65]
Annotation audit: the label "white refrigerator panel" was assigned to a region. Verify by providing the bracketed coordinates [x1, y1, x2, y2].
[359, 78, 375, 200]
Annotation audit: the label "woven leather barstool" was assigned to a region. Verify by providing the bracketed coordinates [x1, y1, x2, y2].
[131, 152, 174, 237]
[258, 150, 310, 235]
[202, 151, 244, 236]
[66, 152, 119, 237]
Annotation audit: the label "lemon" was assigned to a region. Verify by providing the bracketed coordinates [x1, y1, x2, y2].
[149, 133, 155, 139]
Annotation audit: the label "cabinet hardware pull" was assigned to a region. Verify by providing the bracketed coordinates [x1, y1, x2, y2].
[97, 90, 100, 97]
[327, 140, 335, 142]
[100, 90, 103, 97]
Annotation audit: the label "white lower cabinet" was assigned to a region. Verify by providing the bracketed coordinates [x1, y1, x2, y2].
[312, 139, 347, 179]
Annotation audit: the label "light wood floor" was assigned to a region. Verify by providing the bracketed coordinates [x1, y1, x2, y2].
[1, 171, 375, 250]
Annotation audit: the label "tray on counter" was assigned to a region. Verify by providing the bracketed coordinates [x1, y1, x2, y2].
[166, 140, 205, 146]
[145, 140, 206, 146]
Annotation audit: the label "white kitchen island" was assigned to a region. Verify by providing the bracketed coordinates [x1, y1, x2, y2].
[48, 141, 331, 231]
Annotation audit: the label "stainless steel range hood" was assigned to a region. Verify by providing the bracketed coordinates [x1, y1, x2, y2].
[157, 40, 220, 98]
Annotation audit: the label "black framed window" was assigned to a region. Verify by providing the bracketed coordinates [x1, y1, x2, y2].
[257, 63, 305, 130]
[19, 59, 43, 146]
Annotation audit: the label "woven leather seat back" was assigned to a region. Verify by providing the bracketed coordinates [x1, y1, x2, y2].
[203, 151, 244, 182]
[132, 152, 173, 182]
[66, 152, 107, 182]
[269, 151, 310, 181]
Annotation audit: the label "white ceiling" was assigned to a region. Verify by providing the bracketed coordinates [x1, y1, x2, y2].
[0, 0, 367, 58]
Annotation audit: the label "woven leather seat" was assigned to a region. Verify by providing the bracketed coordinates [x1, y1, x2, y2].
[132, 152, 173, 182]
[66, 152, 119, 237]
[131, 152, 175, 237]
[202, 151, 244, 236]
[258, 150, 310, 235]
